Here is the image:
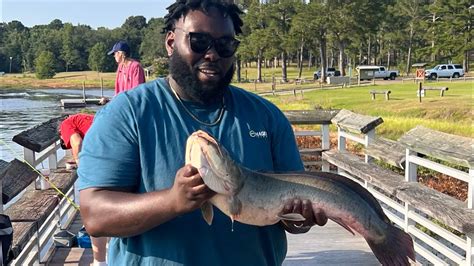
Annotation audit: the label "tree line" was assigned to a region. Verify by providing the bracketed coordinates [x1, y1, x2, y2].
[0, 0, 471, 81]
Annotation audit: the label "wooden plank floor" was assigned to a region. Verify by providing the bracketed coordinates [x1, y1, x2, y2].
[47, 214, 93, 266]
[284, 221, 379, 265]
[48, 217, 379, 265]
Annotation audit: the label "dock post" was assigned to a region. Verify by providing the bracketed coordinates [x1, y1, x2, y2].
[82, 81, 86, 103]
[100, 77, 104, 97]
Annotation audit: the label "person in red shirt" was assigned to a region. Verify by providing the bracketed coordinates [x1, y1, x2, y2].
[59, 113, 108, 266]
[59, 114, 94, 165]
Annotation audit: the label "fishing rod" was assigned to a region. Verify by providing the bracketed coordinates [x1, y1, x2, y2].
[0, 139, 80, 211]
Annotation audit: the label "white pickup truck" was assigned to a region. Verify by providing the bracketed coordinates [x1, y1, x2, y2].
[374, 66, 398, 80]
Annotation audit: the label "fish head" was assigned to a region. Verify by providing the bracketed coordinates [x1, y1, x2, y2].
[186, 130, 244, 195]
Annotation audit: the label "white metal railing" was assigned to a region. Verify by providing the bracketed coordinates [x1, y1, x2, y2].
[404, 145, 473, 265]
[293, 124, 330, 171]
[334, 126, 473, 265]
[293, 125, 330, 150]
[337, 127, 375, 164]
[5, 140, 79, 265]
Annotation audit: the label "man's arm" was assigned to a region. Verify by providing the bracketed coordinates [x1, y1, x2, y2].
[69, 133, 83, 164]
[80, 165, 215, 237]
[270, 110, 328, 234]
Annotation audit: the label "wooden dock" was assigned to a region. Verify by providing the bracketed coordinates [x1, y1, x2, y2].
[48, 217, 379, 265]
[284, 221, 379, 265]
[60, 99, 103, 108]
[48, 214, 93, 266]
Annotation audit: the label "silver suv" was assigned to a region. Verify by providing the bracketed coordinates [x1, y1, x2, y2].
[425, 64, 464, 79]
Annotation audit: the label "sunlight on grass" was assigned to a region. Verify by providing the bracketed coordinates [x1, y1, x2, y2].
[265, 81, 473, 138]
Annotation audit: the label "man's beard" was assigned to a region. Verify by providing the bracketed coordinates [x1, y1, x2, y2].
[169, 49, 235, 103]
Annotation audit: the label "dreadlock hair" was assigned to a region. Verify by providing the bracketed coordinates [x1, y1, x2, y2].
[163, 0, 243, 35]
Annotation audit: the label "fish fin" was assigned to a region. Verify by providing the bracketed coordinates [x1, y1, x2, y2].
[330, 217, 355, 236]
[201, 202, 214, 225]
[228, 196, 242, 216]
[367, 224, 415, 265]
[277, 213, 306, 222]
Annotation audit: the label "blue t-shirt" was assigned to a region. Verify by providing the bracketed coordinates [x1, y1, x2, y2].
[78, 78, 304, 266]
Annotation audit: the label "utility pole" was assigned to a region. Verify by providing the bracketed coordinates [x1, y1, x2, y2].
[9, 57, 12, 73]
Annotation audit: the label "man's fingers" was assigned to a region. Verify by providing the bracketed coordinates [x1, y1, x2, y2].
[185, 183, 215, 200]
[179, 164, 199, 177]
[301, 200, 314, 226]
[313, 208, 328, 226]
[291, 199, 302, 213]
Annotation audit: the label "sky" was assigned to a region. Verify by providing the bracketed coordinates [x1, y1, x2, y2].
[1, 0, 176, 29]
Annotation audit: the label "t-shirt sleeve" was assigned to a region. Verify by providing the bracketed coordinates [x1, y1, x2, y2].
[77, 94, 140, 190]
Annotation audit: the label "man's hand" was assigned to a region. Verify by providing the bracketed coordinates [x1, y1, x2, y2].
[280, 198, 328, 234]
[98, 97, 110, 105]
[169, 164, 215, 215]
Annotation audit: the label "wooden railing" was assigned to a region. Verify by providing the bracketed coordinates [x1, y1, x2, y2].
[321, 109, 473, 265]
[1, 116, 79, 265]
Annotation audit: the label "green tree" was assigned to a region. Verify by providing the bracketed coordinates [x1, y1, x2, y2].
[140, 18, 167, 66]
[2, 21, 30, 73]
[48, 19, 63, 30]
[241, 0, 272, 82]
[88, 42, 107, 72]
[428, 0, 472, 69]
[61, 24, 81, 72]
[267, 0, 301, 82]
[295, 1, 331, 81]
[392, 0, 426, 74]
[121, 16, 147, 59]
[35, 51, 56, 79]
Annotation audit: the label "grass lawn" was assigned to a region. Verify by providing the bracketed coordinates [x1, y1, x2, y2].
[265, 80, 473, 139]
[0, 71, 118, 89]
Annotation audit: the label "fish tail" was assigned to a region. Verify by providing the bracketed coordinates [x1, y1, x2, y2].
[367, 224, 415, 266]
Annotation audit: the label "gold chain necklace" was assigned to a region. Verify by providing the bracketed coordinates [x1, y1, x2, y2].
[168, 82, 226, 127]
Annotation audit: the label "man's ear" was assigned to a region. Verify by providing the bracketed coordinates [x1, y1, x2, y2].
[165, 31, 175, 57]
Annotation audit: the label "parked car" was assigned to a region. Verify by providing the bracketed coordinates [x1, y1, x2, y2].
[313, 67, 341, 80]
[374, 66, 398, 80]
[424, 64, 464, 80]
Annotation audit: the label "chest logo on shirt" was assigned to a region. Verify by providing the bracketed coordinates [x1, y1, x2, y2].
[247, 124, 268, 138]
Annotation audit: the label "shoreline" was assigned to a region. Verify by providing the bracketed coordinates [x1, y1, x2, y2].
[0, 71, 117, 90]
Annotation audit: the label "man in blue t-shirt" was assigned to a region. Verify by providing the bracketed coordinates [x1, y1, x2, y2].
[78, 1, 328, 265]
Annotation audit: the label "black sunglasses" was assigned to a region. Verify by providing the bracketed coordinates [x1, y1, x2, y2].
[174, 27, 240, 58]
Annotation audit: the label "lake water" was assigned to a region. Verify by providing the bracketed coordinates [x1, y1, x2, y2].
[0, 88, 114, 162]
